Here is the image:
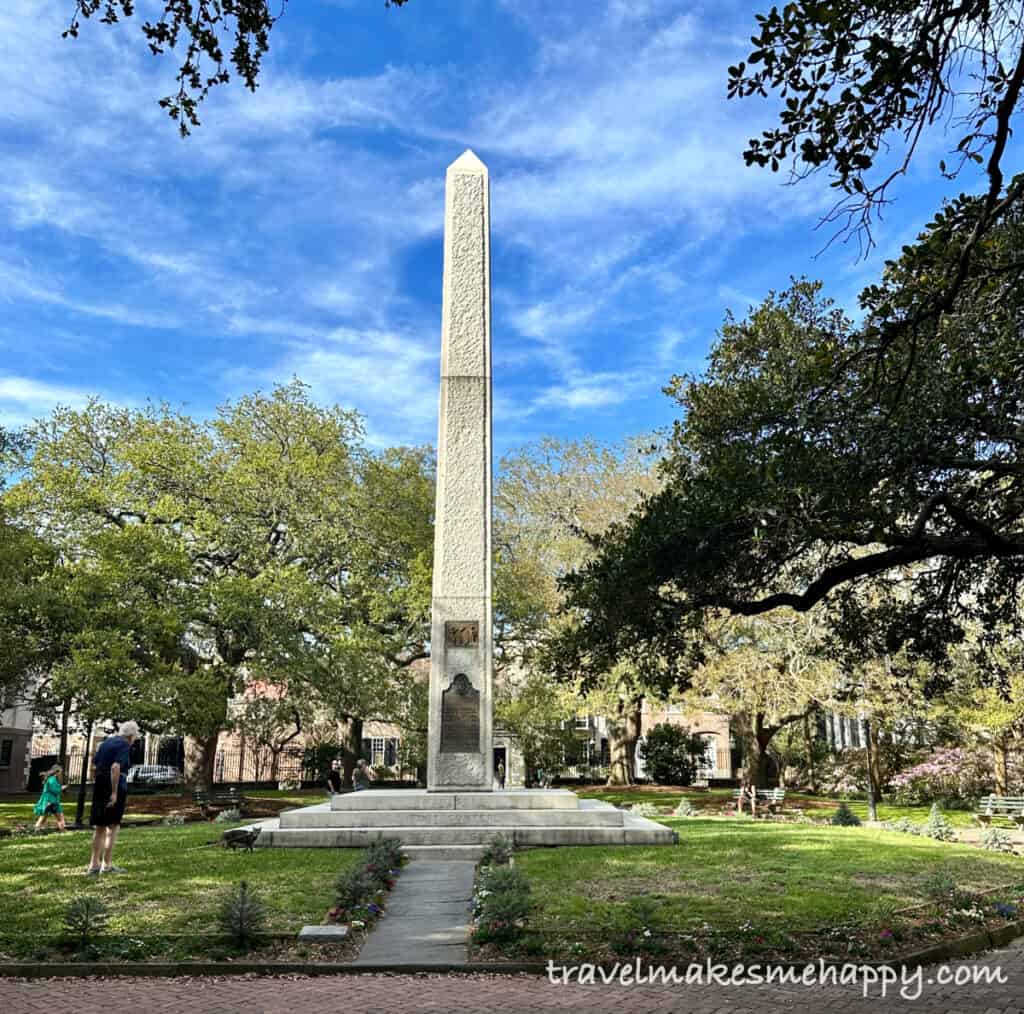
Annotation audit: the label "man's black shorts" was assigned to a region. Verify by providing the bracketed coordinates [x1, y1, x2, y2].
[89, 771, 127, 827]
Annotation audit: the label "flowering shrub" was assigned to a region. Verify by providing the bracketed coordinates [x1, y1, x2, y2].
[330, 842, 403, 929]
[889, 748, 992, 805]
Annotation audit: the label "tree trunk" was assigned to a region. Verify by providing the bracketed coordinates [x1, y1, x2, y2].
[184, 730, 220, 790]
[746, 714, 773, 789]
[866, 720, 884, 804]
[625, 695, 643, 778]
[994, 735, 1010, 795]
[58, 696, 72, 771]
[803, 712, 817, 794]
[74, 720, 93, 827]
[338, 715, 363, 791]
[606, 696, 642, 787]
[861, 717, 878, 821]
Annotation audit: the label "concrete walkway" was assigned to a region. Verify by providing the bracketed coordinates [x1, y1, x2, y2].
[352, 860, 475, 966]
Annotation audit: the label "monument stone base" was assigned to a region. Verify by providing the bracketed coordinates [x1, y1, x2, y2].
[258, 788, 676, 857]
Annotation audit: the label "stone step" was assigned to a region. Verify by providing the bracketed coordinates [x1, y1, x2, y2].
[329, 788, 579, 812]
[401, 844, 488, 861]
[281, 803, 623, 829]
[258, 821, 676, 848]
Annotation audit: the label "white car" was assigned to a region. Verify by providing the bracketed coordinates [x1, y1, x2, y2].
[126, 764, 181, 787]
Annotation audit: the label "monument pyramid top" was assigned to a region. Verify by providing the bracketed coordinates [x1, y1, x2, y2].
[447, 149, 488, 174]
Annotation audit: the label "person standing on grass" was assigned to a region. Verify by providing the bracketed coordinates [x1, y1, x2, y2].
[33, 764, 67, 832]
[325, 758, 342, 795]
[353, 758, 373, 791]
[86, 720, 140, 876]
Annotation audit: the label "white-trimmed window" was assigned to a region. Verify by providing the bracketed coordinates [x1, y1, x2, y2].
[371, 738, 386, 766]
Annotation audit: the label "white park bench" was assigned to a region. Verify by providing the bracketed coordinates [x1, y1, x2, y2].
[733, 787, 786, 815]
[975, 795, 1024, 830]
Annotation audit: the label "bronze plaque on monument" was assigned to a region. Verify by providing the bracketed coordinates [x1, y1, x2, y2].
[445, 621, 479, 648]
[440, 673, 480, 753]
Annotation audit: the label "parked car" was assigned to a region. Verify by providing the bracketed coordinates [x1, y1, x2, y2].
[126, 764, 181, 788]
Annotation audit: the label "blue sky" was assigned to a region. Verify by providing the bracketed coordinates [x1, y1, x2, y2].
[0, 0, 991, 456]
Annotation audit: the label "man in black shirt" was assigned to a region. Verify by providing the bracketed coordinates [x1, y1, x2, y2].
[87, 720, 140, 876]
[325, 759, 342, 795]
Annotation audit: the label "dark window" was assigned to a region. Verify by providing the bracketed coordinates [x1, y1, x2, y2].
[384, 739, 398, 766]
[0, 739, 13, 768]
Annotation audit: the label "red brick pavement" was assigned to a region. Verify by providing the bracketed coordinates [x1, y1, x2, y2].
[3, 942, 1024, 1014]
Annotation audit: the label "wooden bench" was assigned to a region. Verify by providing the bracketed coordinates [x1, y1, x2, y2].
[733, 787, 786, 815]
[192, 787, 246, 818]
[975, 795, 1024, 830]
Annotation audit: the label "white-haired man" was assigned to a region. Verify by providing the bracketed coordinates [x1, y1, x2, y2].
[86, 720, 140, 876]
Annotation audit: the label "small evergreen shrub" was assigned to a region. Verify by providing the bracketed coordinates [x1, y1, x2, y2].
[884, 817, 920, 835]
[673, 798, 698, 817]
[473, 865, 531, 943]
[923, 803, 957, 842]
[214, 808, 242, 823]
[163, 812, 185, 826]
[480, 833, 514, 866]
[217, 880, 267, 948]
[830, 802, 861, 827]
[63, 895, 108, 947]
[981, 825, 1016, 853]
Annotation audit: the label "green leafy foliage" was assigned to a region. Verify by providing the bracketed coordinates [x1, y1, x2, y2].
[557, 202, 1024, 684]
[4, 382, 434, 787]
[216, 880, 267, 948]
[63, 1, 413, 135]
[640, 722, 710, 786]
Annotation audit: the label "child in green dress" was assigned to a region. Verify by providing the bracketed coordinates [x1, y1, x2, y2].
[34, 765, 67, 831]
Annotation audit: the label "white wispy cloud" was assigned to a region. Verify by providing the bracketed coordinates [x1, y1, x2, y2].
[0, 375, 96, 428]
[0, 0, 928, 451]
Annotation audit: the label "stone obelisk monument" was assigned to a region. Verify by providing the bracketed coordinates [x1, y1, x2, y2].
[427, 150, 494, 792]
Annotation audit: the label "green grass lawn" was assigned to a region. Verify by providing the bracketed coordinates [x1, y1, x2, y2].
[0, 797, 166, 829]
[517, 817, 1024, 938]
[0, 821, 361, 945]
[574, 786, 982, 826]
